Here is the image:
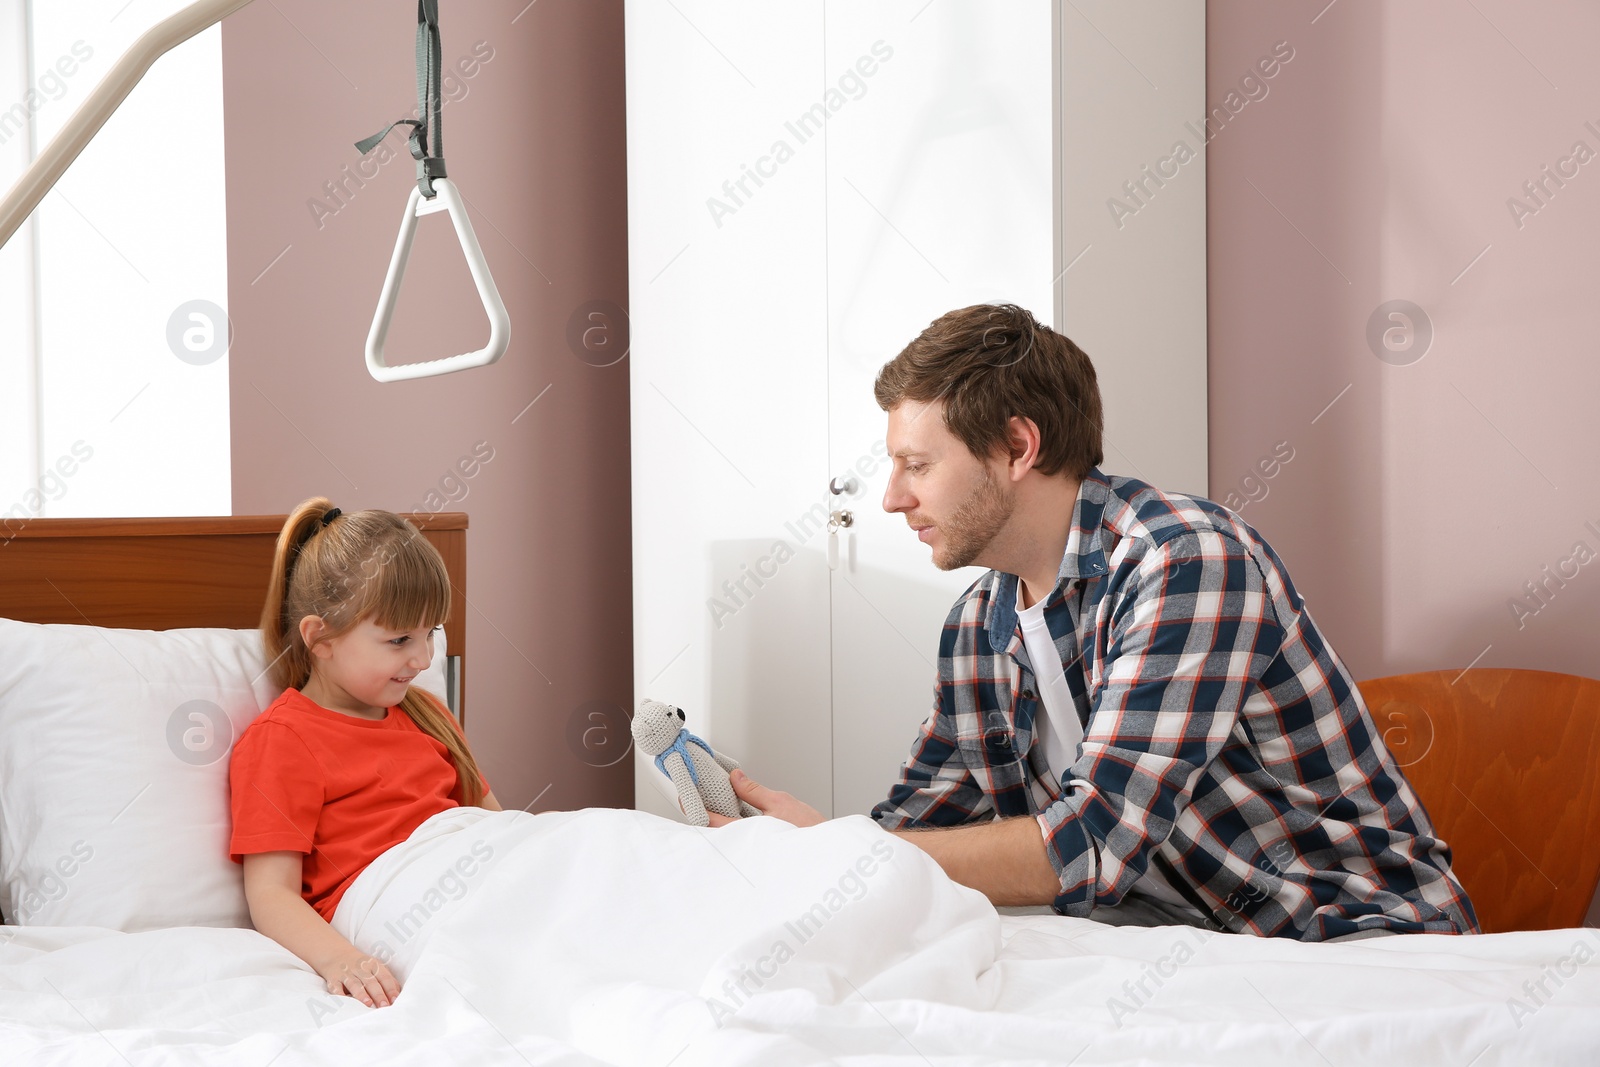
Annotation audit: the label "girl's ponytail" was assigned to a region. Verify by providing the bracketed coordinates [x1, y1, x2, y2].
[400, 687, 486, 807]
[260, 496, 336, 690]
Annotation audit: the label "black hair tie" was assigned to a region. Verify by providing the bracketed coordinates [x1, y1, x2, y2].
[321, 507, 342, 526]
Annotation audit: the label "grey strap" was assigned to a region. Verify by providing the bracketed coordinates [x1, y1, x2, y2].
[354, 0, 448, 198]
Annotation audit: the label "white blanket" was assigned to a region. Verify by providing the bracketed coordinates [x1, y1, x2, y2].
[1, 806, 1596, 1066]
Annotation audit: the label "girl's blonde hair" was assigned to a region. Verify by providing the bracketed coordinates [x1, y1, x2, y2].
[260, 496, 484, 806]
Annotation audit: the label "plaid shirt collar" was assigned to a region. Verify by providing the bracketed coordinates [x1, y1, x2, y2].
[984, 467, 1114, 655]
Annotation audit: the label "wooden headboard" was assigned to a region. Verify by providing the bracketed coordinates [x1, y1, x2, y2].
[0, 513, 470, 720]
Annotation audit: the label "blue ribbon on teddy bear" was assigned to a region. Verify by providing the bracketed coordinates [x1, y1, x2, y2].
[655, 729, 717, 787]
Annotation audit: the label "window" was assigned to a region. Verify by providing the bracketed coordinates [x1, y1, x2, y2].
[1, 0, 229, 523]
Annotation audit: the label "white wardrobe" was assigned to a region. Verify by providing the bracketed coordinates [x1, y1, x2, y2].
[624, 0, 1207, 820]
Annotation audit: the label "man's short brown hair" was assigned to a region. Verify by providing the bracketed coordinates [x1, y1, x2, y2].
[873, 303, 1104, 479]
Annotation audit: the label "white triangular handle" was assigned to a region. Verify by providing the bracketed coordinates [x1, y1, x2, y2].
[365, 177, 511, 383]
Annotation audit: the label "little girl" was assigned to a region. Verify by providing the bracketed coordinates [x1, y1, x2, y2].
[229, 497, 501, 1010]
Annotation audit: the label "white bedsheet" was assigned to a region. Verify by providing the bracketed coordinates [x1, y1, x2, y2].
[1, 806, 1595, 1066]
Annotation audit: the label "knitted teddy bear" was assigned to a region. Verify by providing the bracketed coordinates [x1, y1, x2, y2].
[632, 698, 761, 827]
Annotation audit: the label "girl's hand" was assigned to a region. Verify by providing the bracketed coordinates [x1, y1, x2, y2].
[317, 946, 401, 1008]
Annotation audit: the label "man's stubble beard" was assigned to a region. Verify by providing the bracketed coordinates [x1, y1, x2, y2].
[932, 466, 1015, 571]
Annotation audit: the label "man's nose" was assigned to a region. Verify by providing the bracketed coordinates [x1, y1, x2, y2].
[882, 473, 912, 514]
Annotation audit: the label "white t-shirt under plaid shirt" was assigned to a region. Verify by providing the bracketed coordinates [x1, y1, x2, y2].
[1016, 579, 1203, 920]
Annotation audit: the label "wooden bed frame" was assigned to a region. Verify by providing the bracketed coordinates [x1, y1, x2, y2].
[0, 513, 470, 721]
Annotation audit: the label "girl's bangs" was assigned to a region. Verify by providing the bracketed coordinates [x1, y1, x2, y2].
[361, 534, 452, 633]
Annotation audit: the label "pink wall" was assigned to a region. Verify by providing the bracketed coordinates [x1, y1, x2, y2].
[219, 0, 1596, 817]
[222, 0, 633, 810]
[1208, 0, 1600, 683]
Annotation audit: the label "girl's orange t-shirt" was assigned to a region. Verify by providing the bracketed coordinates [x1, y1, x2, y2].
[228, 687, 490, 921]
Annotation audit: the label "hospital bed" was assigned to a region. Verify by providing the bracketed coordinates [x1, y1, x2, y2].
[0, 513, 1595, 1067]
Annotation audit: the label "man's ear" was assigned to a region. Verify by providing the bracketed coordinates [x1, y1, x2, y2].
[299, 615, 331, 660]
[1005, 415, 1043, 478]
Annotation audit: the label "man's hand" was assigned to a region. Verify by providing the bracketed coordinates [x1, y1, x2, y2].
[707, 770, 826, 828]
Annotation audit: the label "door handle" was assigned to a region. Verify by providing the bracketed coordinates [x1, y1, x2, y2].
[827, 509, 854, 571]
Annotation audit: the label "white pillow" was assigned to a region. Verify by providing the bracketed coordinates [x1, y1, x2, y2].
[0, 619, 449, 931]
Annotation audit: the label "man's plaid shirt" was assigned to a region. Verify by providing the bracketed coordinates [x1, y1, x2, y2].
[871, 469, 1479, 941]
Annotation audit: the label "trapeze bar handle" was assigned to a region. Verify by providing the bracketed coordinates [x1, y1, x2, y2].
[365, 177, 511, 383]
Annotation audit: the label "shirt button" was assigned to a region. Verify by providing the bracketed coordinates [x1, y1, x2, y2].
[1020, 688, 1036, 700]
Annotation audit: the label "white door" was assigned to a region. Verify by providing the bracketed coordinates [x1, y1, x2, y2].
[820, 2, 1054, 817]
[625, 0, 835, 820]
[626, 0, 1206, 820]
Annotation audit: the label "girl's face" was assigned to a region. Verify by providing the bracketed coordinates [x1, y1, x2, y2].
[300, 616, 437, 716]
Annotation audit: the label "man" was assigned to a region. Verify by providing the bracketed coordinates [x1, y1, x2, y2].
[718, 303, 1477, 942]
